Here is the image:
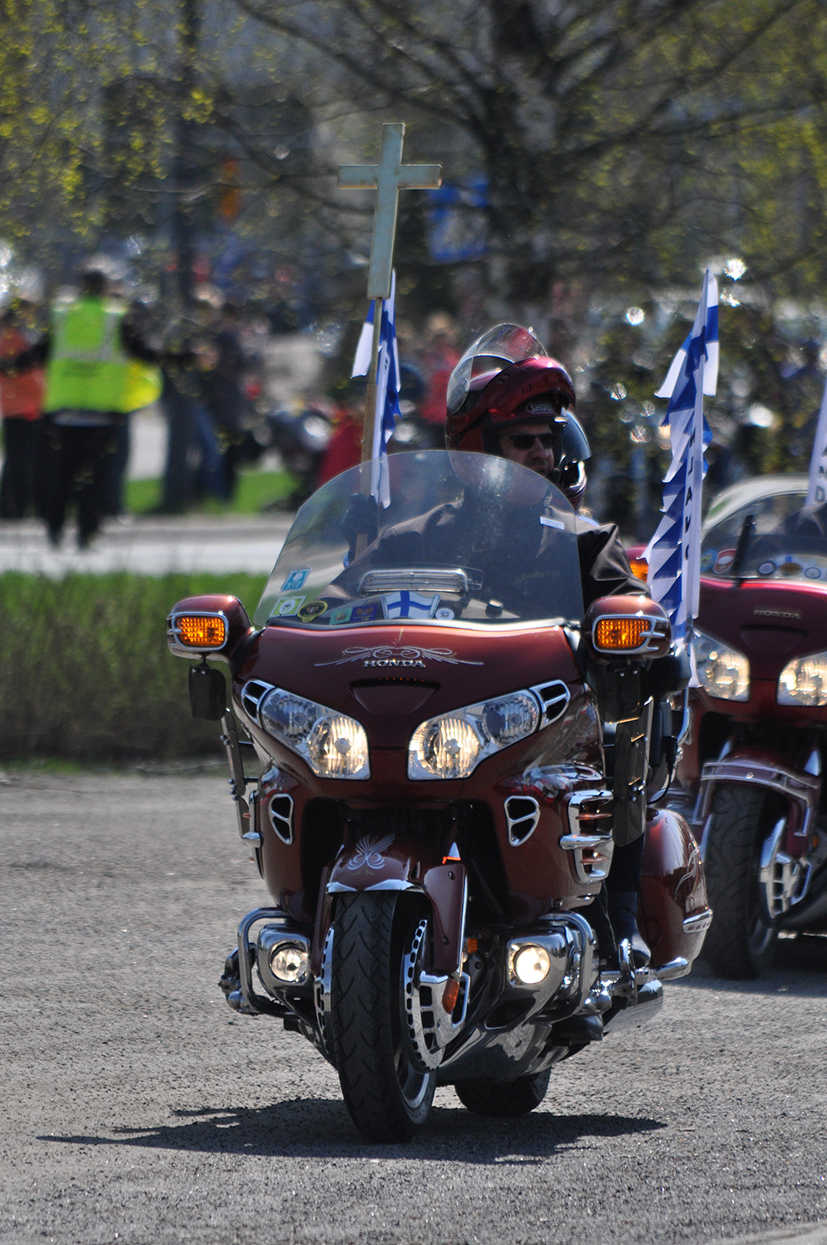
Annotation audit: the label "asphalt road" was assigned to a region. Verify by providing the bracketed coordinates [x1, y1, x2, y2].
[2, 768, 827, 1245]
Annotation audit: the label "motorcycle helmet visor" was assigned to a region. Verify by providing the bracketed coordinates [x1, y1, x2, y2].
[447, 323, 548, 416]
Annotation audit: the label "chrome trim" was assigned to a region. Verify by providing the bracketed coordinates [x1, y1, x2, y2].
[314, 926, 335, 1064]
[695, 756, 820, 846]
[268, 793, 294, 845]
[682, 911, 713, 935]
[240, 678, 274, 723]
[257, 929, 311, 993]
[167, 609, 230, 657]
[236, 907, 290, 1015]
[565, 788, 613, 836]
[358, 568, 473, 597]
[529, 679, 571, 728]
[504, 795, 541, 845]
[591, 613, 669, 655]
[560, 789, 614, 882]
[759, 818, 812, 921]
[403, 917, 469, 1069]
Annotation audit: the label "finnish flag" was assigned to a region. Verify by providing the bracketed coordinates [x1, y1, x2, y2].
[383, 591, 439, 619]
[645, 269, 718, 650]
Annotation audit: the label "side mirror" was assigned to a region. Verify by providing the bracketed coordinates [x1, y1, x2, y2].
[167, 595, 253, 663]
[583, 594, 671, 663]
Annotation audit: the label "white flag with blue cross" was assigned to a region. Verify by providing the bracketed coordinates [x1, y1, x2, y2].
[645, 269, 719, 650]
[352, 270, 402, 506]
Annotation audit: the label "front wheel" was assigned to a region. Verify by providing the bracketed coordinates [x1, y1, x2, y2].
[331, 892, 436, 1142]
[703, 784, 781, 979]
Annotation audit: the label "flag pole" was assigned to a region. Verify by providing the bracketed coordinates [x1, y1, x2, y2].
[338, 122, 441, 463]
[362, 298, 383, 465]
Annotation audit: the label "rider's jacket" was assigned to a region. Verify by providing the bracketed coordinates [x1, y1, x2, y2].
[43, 297, 129, 414]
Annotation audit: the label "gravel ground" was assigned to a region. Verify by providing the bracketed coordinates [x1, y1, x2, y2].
[1, 769, 826, 1245]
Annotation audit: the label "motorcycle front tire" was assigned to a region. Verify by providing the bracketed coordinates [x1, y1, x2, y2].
[331, 891, 436, 1142]
[454, 1070, 551, 1117]
[703, 783, 779, 979]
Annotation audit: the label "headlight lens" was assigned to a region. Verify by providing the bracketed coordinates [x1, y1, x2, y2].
[778, 652, 827, 706]
[259, 688, 369, 778]
[409, 690, 540, 780]
[693, 631, 750, 701]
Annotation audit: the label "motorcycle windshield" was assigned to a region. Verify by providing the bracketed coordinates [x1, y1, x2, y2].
[701, 485, 827, 582]
[254, 450, 584, 629]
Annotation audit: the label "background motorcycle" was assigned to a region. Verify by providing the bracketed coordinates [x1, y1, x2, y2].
[167, 451, 710, 1141]
[670, 474, 827, 978]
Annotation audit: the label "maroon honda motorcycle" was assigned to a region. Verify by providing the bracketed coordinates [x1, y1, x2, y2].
[671, 474, 827, 979]
[167, 450, 709, 1141]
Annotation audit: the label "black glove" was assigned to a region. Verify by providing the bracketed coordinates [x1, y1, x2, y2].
[341, 492, 379, 565]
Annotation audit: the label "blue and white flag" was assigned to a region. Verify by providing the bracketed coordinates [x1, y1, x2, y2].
[352, 270, 401, 506]
[645, 269, 719, 652]
[383, 591, 440, 619]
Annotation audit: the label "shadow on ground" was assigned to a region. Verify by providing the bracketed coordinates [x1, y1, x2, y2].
[40, 1102, 665, 1161]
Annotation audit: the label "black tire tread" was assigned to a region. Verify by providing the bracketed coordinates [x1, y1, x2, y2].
[455, 1069, 551, 1117]
[703, 784, 777, 979]
[332, 893, 435, 1142]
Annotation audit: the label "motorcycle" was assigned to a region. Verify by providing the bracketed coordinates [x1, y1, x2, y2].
[670, 474, 827, 978]
[260, 401, 333, 508]
[166, 450, 710, 1141]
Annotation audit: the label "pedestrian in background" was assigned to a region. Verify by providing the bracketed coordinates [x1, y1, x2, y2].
[0, 300, 45, 519]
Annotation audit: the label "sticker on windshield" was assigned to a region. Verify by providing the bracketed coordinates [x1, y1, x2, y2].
[714, 549, 736, 575]
[281, 568, 310, 591]
[805, 566, 822, 579]
[700, 549, 716, 572]
[383, 591, 440, 619]
[275, 595, 306, 616]
[330, 598, 387, 626]
[540, 516, 565, 530]
[435, 608, 455, 620]
[298, 600, 329, 621]
[757, 560, 776, 576]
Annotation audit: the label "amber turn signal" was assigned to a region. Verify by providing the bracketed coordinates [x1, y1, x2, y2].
[628, 556, 649, 582]
[593, 617, 649, 651]
[176, 614, 227, 648]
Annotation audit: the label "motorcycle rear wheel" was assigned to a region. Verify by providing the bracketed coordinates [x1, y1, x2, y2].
[331, 892, 436, 1142]
[703, 784, 779, 979]
[454, 1070, 551, 1117]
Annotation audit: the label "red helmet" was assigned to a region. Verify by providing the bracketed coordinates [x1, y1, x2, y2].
[445, 324, 590, 510]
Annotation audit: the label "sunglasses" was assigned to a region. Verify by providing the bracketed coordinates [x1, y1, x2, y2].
[502, 432, 557, 450]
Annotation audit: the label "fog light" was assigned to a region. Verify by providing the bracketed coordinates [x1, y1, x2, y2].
[512, 944, 551, 985]
[269, 942, 309, 985]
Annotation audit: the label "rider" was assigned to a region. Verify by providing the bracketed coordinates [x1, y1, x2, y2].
[444, 324, 656, 966]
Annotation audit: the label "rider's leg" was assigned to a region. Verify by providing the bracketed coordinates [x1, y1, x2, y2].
[606, 832, 650, 967]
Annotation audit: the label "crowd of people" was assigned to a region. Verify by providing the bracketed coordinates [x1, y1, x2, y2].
[0, 263, 252, 548]
[0, 273, 464, 547]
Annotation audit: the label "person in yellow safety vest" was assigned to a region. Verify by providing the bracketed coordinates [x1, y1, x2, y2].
[0, 266, 184, 549]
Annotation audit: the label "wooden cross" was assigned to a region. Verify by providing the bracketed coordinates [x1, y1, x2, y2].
[338, 122, 442, 300]
[338, 122, 442, 464]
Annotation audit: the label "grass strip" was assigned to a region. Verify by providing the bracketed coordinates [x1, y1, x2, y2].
[0, 571, 266, 762]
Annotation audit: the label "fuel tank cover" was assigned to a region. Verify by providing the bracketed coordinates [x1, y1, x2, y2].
[351, 681, 438, 715]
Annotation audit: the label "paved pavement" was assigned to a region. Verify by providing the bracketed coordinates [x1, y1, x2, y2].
[0, 513, 294, 576]
[2, 769, 827, 1245]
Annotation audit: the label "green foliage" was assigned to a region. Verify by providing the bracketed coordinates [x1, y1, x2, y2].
[0, 571, 266, 761]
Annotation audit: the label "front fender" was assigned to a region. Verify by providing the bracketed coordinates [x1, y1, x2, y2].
[311, 834, 467, 977]
[697, 746, 820, 857]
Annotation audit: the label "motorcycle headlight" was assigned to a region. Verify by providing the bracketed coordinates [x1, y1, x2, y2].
[259, 688, 369, 778]
[693, 630, 750, 701]
[778, 652, 827, 706]
[408, 691, 540, 780]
